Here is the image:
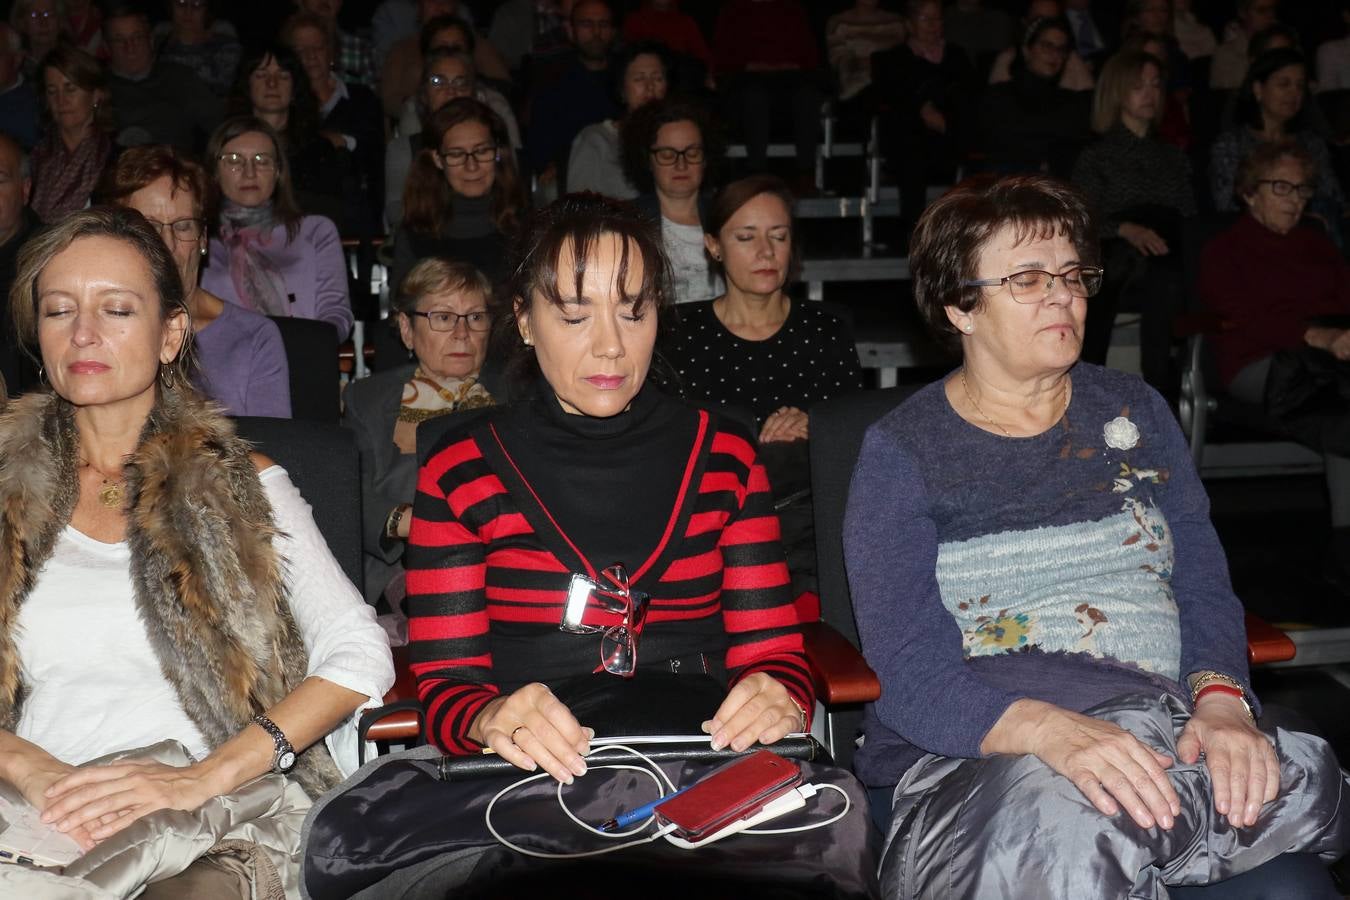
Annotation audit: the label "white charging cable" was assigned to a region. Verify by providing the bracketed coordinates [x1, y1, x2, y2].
[483, 743, 848, 860]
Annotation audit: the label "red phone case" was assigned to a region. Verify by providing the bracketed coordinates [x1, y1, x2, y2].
[653, 750, 802, 841]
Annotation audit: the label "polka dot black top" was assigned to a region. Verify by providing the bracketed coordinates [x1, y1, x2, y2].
[663, 299, 864, 425]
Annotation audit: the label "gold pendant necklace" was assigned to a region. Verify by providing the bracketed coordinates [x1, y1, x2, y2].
[80, 458, 127, 509]
[960, 371, 1069, 438]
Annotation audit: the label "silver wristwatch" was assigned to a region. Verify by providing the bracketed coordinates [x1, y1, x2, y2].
[252, 714, 297, 774]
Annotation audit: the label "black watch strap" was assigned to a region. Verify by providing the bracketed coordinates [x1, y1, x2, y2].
[252, 714, 297, 774]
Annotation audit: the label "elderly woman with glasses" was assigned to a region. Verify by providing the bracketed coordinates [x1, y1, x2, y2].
[101, 144, 290, 417]
[404, 193, 814, 781]
[392, 96, 524, 291]
[342, 257, 495, 607]
[844, 173, 1349, 899]
[200, 115, 353, 339]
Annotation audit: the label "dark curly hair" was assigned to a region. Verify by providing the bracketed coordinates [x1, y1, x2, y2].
[619, 95, 722, 194]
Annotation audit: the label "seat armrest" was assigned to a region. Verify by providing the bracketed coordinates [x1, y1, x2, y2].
[1245, 611, 1296, 665]
[801, 621, 881, 705]
[355, 646, 423, 763]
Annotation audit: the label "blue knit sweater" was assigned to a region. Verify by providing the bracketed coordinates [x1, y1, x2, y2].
[843, 363, 1251, 787]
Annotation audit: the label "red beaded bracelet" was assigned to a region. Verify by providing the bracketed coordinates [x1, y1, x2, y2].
[1194, 683, 1244, 703]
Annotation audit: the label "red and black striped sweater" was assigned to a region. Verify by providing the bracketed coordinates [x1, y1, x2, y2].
[405, 390, 813, 754]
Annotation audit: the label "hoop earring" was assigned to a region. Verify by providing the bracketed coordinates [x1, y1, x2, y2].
[37, 363, 45, 383]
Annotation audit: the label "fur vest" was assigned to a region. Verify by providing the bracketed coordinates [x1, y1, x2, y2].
[0, 388, 342, 798]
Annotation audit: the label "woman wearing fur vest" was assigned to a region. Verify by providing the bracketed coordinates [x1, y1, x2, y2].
[0, 206, 394, 898]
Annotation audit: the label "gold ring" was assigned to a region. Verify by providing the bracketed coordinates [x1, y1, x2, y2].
[510, 726, 526, 744]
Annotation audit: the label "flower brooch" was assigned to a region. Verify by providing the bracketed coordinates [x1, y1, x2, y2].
[1103, 416, 1140, 451]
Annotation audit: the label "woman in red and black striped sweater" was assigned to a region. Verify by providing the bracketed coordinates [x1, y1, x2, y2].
[404, 194, 813, 784]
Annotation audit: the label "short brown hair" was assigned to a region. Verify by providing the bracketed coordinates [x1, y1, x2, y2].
[281, 10, 337, 57]
[38, 44, 114, 133]
[205, 115, 304, 242]
[393, 257, 492, 316]
[1092, 50, 1166, 134]
[1234, 139, 1316, 202]
[703, 174, 800, 282]
[909, 174, 1097, 351]
[97, 144, 209, 218]
[10, 205, 196, 384]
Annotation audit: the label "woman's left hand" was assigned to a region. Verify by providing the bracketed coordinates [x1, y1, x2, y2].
[1176, 694, 1279, 829]
[702, 673, 803, 752]
[40, 760, 219, 842]
[759, 407, 809, 444]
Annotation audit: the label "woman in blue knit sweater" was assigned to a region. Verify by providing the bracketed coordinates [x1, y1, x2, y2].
[844, 174, 1348, 898]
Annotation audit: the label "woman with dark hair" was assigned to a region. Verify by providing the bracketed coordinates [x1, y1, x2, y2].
[0, 206, 392, 896]
[622, 95, 723, 304]
[30, 43, 115, 224]
[393, 96, 525, 290]
[976, 15, 1092, 176]
[1211, 49, 1343, 233]
[845, 173, 1348, 898]
[153, 0, 241, 97]
[1073, 48, 1196, 392]
[201, 115, 354, 338]
[101, 143, 290, 417]
[230, 44, 349, 227]
[664, 174, 862, 443]
[405, 192, 813, 774]
[565, 41, 668, 199]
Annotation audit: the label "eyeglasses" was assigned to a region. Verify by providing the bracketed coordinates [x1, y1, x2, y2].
[1258, 179, 1314, 199]
[963, 265, 1104, 302]
[27, 9, 54, 19]
[408, 309, 490, 332]
[559, 565, 649, 678]
[426, 73, 473, 92]
[219, 151, 277, 172]
[438, 144, 497, 167]
[650, 145, 704, 166]
[145, 216, 205, 242]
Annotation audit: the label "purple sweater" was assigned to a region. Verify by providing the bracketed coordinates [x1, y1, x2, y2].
[193, 300, 291, 418]
[843, 363, 1251, 787]
[202, 215, 353, 340]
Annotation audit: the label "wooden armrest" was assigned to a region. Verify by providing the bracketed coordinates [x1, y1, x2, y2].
[1245, 611, 1296, 665]
[801, 621, 880, 705]
[338, 339, 356, 375]
[1172, 310, 1231, 339]
[357, 646, 422, 755]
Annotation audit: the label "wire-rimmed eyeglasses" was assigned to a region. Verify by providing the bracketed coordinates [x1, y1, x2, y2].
[219, 151, 277, 173]
[1257, 179, 1315, 200]
[144, 217, 205, 243]
[407, 309, 491, 332]
[559, 565, 649, 678]
[962, 265, 1104, 302]
[426, 73, 474, 92]
[649, 145, 705, 167]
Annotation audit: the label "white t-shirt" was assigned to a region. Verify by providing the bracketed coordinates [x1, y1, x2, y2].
[15, 466, 395, 774]
[662, 216, 723, 305]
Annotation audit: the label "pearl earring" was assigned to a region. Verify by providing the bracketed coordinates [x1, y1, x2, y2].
[963, 324, 973, 333]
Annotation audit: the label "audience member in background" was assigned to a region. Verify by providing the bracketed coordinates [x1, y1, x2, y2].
[31, 44, 114, 224]
[295, 0, 376, 87]
[978, 16, 1093, 176]
[1211, 49, 1343, 242]
[394, 97, 523, 290]
[989, 0, 1095, 90]
[623, 96, 723, 305]
[826, 0, 908, 116]
[231, 45, 349, 229]
[371, 0, 416, 70]
[665, 175, 863, 440]
[1316, 2, 1350, 92]
[0, 24, 41, 149]
[394, 22, 520, 146]
[1211, 0, 1280, 89]
[1063, 0, 1114, 65]
[103, 5, 223, 150]
[525, 0, 618, 186]
[1173, 0, 1216, 60]
[488, 0, 569, 74]
[943, 0, 1013, 74]
[103, 145, 291, 418]
[202, 115, 354, 339]
[381, 2, 509, 121]
[63, 0, 102, 56]
[153, 0, 241, 98]
[343, 257, 495, 607]
[1074, 49, 1195, 394]
[0, 132, 37, 394]
[622, 0, 713, 87]
[1121, 29, 1193, 150]
[284, 13, 384, 237]
[1200, 141, 1350, 585]
[10, 0, 60, 81]
[712, 0, 824, 194]
[874, 0, 977, 239]
[567, 43, 667, 199]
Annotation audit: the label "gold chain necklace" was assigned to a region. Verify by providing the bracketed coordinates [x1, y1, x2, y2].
[960, 370, 1069, 438]
[80, 459, 127, 509]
